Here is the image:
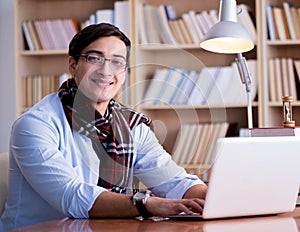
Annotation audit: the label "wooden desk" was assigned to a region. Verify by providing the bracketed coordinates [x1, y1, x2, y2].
[11, 207, 300, 232]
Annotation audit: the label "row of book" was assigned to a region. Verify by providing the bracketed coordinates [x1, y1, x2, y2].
[81, 1, 129, 37]
[22, 1, 129, 51]
[142, 60, 257, 106]
[22, 19, 79, 50]
[138, 3, 256, 45]
[268, 58, 300, 102]
[266, 2, 300, 41]
[22, 73, 69, 108]
[172, 122, 232, 175]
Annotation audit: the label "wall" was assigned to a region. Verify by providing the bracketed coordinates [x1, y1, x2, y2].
[0, 0, 16, 152]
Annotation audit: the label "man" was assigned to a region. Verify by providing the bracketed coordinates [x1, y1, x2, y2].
[1, 23, 206, 231]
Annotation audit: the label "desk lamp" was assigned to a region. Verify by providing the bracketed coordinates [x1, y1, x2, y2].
[200, 0, 254, 128]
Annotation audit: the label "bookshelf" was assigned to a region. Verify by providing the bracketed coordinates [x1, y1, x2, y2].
[258, 0, 300, 127]
[130, 0, 257, 155]
[16, 0, 300, 177]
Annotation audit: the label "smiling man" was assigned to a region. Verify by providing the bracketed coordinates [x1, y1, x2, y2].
[0, 23, 207, 231]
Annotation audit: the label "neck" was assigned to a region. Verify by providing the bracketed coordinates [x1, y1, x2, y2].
[94, 100, 109, 116]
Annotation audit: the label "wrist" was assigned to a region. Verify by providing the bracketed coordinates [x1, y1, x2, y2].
[131, 190, 153, 218]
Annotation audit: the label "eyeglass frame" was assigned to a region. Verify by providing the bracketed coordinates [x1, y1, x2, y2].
[76, 53, 128, 73]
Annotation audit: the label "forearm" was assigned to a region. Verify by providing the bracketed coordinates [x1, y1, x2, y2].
[88, 191, 139, 218]
[182, 184, 207, 199]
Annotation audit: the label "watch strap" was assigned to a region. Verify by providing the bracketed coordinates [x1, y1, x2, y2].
[132, 190, 152, 219]
[135, 199, 152, 219]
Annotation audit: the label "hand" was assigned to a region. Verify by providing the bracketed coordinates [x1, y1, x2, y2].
[145, 196, 205, 217]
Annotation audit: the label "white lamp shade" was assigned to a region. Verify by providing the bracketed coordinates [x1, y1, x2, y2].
[200, 0, 254, 54]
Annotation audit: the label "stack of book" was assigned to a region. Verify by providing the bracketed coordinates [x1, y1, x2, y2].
[81, 1, 129, 37]
[171, 122, 237, 180]
[266, 2, 300, 41]
[268, 57, 300, 102]
[249, 126, 300, 137]
[22, 73, 69, 109]
[142, 60, 257, 106]
[22, 1, 129, 50]
[137, 3, 256, 45]
[22, 19, 79, 50]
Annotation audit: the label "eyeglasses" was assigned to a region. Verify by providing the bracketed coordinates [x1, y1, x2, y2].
[79, 54, 127, 72]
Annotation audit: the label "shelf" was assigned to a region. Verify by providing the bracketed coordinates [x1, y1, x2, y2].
[266, 40, 300, 46]
[20, 49, 68, 56]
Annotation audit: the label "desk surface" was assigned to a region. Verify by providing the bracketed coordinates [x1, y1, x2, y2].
[11, 207, 300, 232]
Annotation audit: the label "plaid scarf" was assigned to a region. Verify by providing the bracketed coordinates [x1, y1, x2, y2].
[58, 78, 152, 193]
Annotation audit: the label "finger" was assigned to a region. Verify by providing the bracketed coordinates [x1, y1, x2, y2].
[181, 199, 204, 213]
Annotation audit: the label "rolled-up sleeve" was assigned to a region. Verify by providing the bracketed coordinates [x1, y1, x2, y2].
[132, 123, 205, 199]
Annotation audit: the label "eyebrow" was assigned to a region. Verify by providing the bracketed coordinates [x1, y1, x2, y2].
[84, 49, 126, 60]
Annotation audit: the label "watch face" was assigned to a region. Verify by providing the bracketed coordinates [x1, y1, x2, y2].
[134, 190, 151, 201]
[135, 192, 146, 200]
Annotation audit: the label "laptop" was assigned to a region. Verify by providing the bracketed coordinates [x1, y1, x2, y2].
[169, 136, 300, 220]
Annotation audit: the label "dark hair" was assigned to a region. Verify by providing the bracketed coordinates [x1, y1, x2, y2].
[68, 23, 131, 63]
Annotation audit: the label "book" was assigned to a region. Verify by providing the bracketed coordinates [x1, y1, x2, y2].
[177, 18, 193, 44]
[209, 9, 218, 24]
[274, 58, 283, 101]
[172, 70, 199, 104]
[188, 66, 220, 105]
[171, 20, 186, 44]
[286, 58, 297, 100]
[203, 122, 229, 165]
[168, 20, 180, 44]
[281, 57, 290, 96]
[273, 7, 288, 40]
[21, 20, 35, 50]
[114, 1, 129, 37]
[143, 4, 161, 43]
[34, 20, 50, 50]
[95, 9, 114, 24]
[27, 20, 43, 50]
[249, 127, 300, 137]
[280, 6, 291, 39]
[182, 13, 201, 44]
[160, 67, 185, 104]
[266, 5, 276, 40]
[143, 69, 169, 105]
[282, 2, 297, 40]
[153, 67, 179, 105]
[206, 66, 232, 106]
[195, 13, 209, 34]
[188, 10, 204, 40]
[177, 124, 200, 165]
[200, 11, 214, 31]
[268, 59, 277, 101]
[155, 5, 177, 44]
[294, 60, 300, 84]
[172, 124, 192, 164]
[191, 123, 211, 165]
[137, 3, 148, 44]
[291, 6, 300, 39]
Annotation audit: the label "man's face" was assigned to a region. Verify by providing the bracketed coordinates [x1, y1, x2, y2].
[69, 36, 127, 105]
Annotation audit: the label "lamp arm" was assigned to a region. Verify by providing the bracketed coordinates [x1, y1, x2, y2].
[235, 53, 253, 129]
[235, 53, 251, 93]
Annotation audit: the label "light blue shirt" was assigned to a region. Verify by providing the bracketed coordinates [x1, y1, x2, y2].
[0, 93, 204, 231]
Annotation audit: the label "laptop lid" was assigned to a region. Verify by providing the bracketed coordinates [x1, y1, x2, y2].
[202, 136, 300, 219]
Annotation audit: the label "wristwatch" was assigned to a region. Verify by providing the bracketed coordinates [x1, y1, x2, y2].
[131, 190, 152, 219]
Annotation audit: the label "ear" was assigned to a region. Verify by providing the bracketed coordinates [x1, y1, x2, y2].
[68, 57, 77, 76]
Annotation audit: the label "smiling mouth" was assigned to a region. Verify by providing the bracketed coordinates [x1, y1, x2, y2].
[92, 78, 114, 86]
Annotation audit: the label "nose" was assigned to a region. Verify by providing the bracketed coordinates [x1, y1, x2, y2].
[96, 59, 113, 76]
